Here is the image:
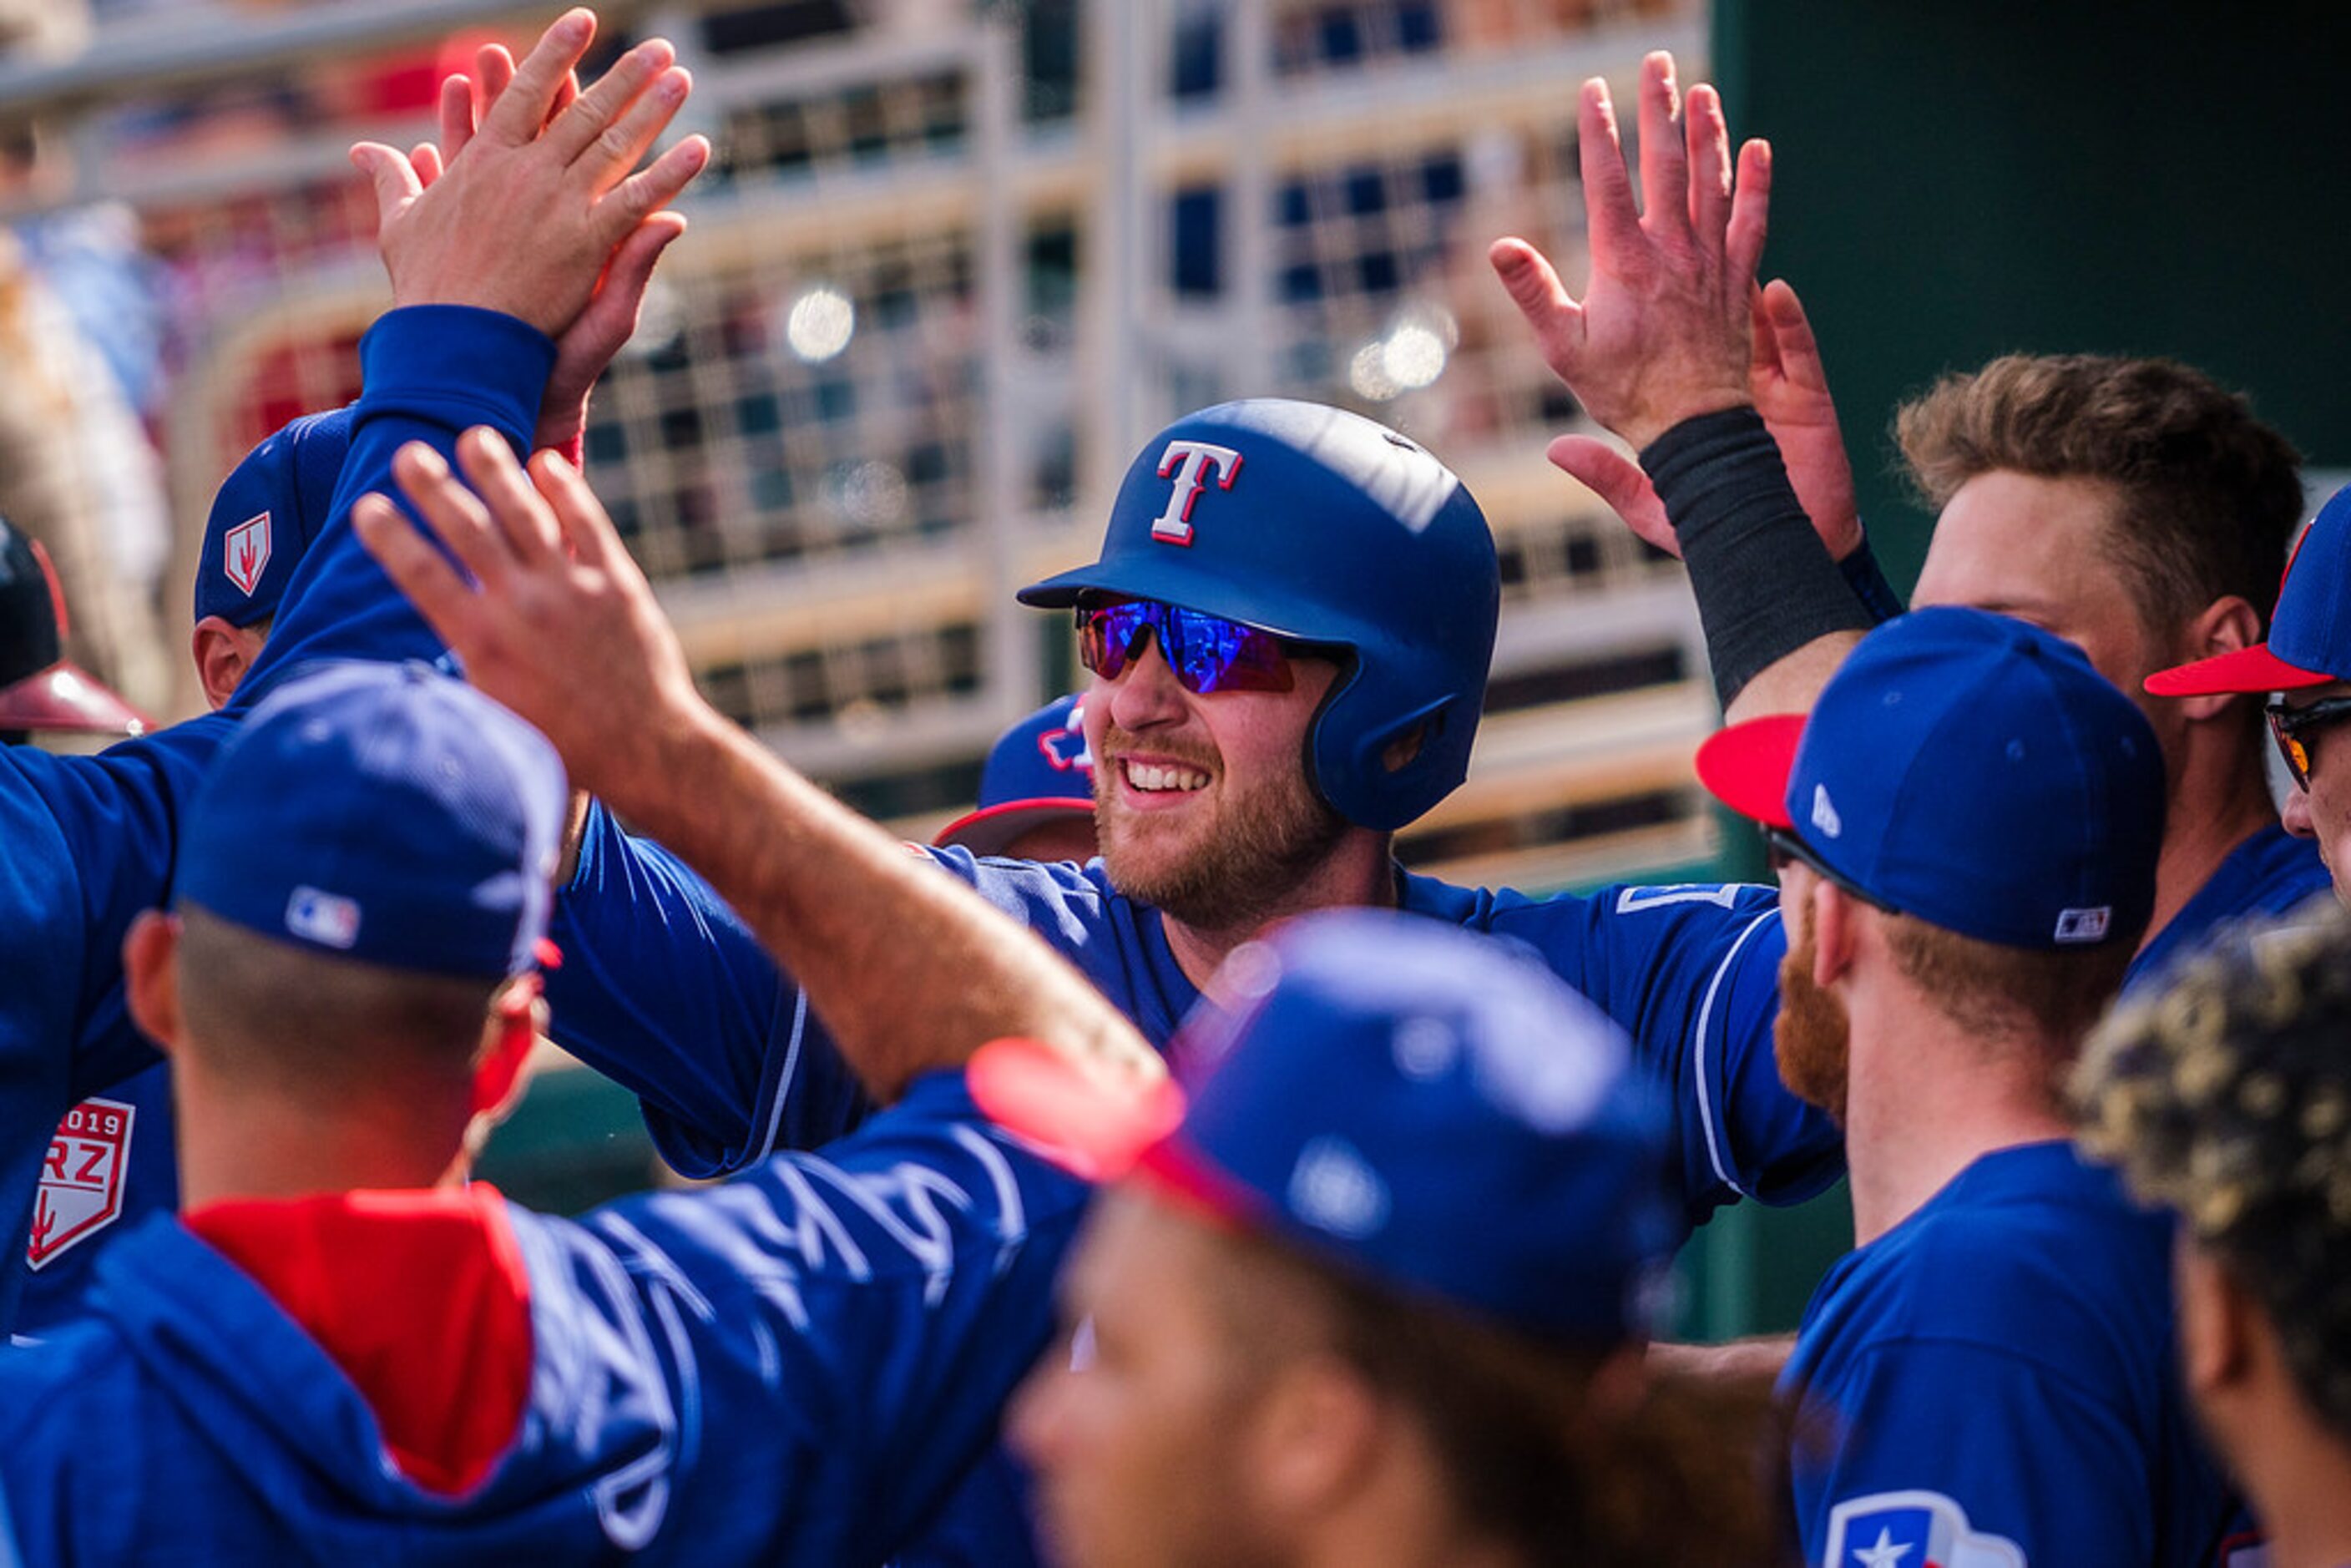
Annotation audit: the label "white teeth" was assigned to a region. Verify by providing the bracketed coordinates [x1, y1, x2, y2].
[1124, 761, 1209, 793]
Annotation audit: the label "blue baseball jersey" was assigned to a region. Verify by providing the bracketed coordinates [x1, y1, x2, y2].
[1782, 1141, 2237, 1566]
[0, 305, 556, 1334]
[2124, 822, 2328, 993]
[545, 817, 1843, 1235]
[0, 1070, 1084, 1566]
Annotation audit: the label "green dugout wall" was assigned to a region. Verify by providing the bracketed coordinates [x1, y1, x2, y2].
[1679, 0, 2351, 1339]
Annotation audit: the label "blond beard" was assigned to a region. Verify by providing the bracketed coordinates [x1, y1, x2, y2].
[1093, 726, 1349, 933]
[1776, 906, 1853, 1124]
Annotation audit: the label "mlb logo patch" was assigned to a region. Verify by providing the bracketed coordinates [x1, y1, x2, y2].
[2053, 906, 2111, 944]
[1823, 1490, 2023, 1568]
[27, 1097, 135, 1270]
[223, 511, 272, 598]
[286, 884, 361, 948]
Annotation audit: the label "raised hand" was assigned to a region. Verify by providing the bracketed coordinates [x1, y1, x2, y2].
[1547, 278, 1862, 559]
[353, 430, 709, 817]
[351, 8, 707, 340]
[382, 30, 692, 450]
[1489, 52, 1766, 452]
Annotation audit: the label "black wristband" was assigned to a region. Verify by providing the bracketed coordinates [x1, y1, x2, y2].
[1642, 407, 1873, 708]
[1838, 530, 1907, 625]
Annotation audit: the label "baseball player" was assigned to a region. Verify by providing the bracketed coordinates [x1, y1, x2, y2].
[2075, 908, 2351, 1568]
[2146, 481, 2351, 903]
[933, 692, 1098, 862]
[1009, 909, 1788, 1568]
[0, 659, 1164, 1565]
[340, 450, 1797, 1565]
[348, 54, 1846, 1255]
[0, 7, 704, 1335]
[1497, 96, 2326, 988]
[16, 407, 349, 1337]
[1, 520, 170, 1340]
[1697, 604, 2237, 1564]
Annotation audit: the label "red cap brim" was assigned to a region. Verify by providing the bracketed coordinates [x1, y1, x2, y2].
[0, 663, 150, 736]
[932, 799, 1095, 856]
[966, 1035, 1185, 1183]
[2144, 643, 2333, 697]
[1693, 713, 1806, 829]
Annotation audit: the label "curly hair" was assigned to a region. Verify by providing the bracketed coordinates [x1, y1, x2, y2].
[1897, 355, 2303, 637]
[2072, 899, 2351, 1439]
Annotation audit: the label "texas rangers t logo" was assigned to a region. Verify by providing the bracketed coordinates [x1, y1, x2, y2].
[1151, 441, 1242, 546]
[224, 511, 272, 597]
[27, 1096, 135, 1270]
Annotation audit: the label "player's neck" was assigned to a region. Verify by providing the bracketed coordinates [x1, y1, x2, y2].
[2230, 1406, 2351, 1568]
[1160, 831, 1396, 995]
[175, 1061, 476, 1211]
[1841, 989, 2072, 1248]
[2146, 743, 2280, 953]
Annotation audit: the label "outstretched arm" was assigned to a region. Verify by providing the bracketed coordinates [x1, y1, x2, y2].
[360, 432, 1155, 1103]
[234, 10, 707, 711]
[1490, 53, 1868, 721]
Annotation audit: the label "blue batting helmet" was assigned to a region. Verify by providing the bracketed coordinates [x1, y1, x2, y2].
[1019, 400, 1499, 831]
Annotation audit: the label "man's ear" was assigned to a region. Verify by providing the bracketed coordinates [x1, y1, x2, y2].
[190, 616, 260, 712]
[1246, 1354, 1386, 1520]
[123, 909, 185, 1056]
[468, 980, 545, 1125]
[2172, 596, 2264, 724]
[1811, 881, 1861, 989]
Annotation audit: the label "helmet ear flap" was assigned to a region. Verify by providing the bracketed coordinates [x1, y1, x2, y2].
[1313, 680, 1464, 832]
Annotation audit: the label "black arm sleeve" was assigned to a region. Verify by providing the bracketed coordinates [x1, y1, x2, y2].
[1642, 407, 1874, 708]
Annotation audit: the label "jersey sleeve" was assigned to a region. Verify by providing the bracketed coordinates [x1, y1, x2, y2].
[1493, 882, 1843, 1224]
[1793, 1338, 2152, 1567]
[583, 1070, 1093, 1564]
[225, 305, 556, 715]
[543, 799, 873, 1176]
[544, 814, 1150, 1181]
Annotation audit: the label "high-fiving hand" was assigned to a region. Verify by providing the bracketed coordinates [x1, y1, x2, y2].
[351, 8, 707, 341]
[1490, 52, 1766, 453]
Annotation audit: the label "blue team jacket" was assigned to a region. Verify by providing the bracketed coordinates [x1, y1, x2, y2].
[0, 306, 556, 1335]
[0, 1073, 1084, 1566]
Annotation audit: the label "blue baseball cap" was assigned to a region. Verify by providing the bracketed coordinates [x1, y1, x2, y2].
[933, 693, 1095, 854]
[2147, 483, 2351, 695]
[1698, 606, 2165, 950]
[177, 661, 566, 979]
[1140, 911, 1678, 1341]
[194, 406, 353, 630]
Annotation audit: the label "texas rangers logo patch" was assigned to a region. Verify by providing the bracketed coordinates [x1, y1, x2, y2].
[1150, 440, 1242, 546]
[1039, 700, 1093, 773]
[1825, 1490, 2024, 1568]
[224, 511, 271, 597]
[27, 1097, 135, 1270]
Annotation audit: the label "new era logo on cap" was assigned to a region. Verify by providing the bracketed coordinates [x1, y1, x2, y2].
[1811, 783, 1843, 839]
[223, 513, 271, 598]
[1150, 440, 1243, 547]
[1287, 1135, 1389, 1239]
[286, 886, 361, 949]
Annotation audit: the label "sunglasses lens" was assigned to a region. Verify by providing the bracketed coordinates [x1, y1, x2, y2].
[1077, 602, 1149, 680]
[1171, 608, 1293, 695]
[1079, 600, 1296, 695]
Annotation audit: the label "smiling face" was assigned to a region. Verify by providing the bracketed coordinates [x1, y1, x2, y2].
[1082, 630, 1349, 930]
